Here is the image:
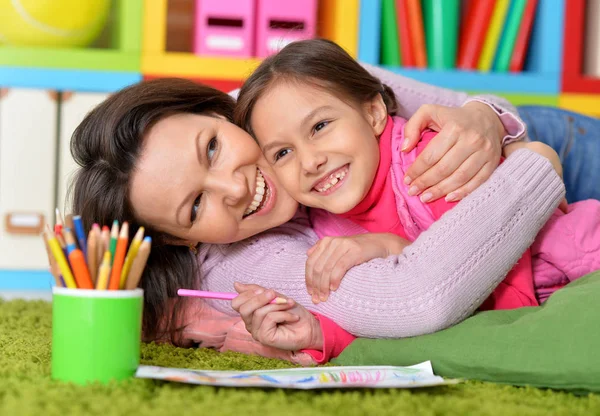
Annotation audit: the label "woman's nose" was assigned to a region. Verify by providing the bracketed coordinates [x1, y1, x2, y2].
[221, 172, 248, 207]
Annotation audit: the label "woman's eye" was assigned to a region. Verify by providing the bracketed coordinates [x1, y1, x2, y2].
[207, 137, 218, 162]
[274, 148, 292, 162]
[191, 194, 202, 223]
[313, 120, 329, 133]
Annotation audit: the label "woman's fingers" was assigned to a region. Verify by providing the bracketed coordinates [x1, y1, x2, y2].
[403, 104, 439, 151]
[441, 161, 495, 202]
[404, 124, 460, 191]
[416, 148, 487, 202]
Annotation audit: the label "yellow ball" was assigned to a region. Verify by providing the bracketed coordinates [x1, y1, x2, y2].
[0, 0, 111, 47]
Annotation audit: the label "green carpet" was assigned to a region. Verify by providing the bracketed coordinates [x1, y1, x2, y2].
[1, 299, 598, 416]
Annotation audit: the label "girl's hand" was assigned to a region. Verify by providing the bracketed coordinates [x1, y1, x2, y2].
[403, 101, 506, 202]
[305, 233, 410, 304]
[232, 283, 323, 351]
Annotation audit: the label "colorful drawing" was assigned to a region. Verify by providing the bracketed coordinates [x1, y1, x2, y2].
[136, 361, 459, 390]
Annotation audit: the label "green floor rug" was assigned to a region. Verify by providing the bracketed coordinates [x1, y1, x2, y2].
[1, 298, 598, 416]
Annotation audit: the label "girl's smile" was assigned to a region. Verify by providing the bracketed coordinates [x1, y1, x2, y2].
[311, 164, 349, 195]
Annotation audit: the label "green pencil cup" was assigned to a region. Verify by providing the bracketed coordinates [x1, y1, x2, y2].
[51, 287, 144, 385]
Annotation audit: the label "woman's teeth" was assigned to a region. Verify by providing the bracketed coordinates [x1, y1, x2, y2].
[244, 169, 268, 217]
[315, 169, 347, 193]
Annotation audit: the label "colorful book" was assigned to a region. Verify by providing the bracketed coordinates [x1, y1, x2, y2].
[358, 0, 382, 65]
[422, 0, 460, 69]
[477, 0, 511, 72]
[396, 0, 414, 67]
[457, 0, 496, 70]
[584, 0, 600, 76]
[380, 0, 401, 66]
[495, 0, 528, 72]
[509, 0, 539, 72]
[406, 0, 427, 68]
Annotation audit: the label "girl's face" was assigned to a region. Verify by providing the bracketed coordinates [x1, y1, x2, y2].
[129, 113, 299, 244]
[251, 81, 388, 214]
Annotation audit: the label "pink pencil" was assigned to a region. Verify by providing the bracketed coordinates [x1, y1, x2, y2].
[177, 289, 288, 304]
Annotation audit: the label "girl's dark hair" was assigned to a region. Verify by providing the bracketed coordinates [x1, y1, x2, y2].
[234, 38, 399, 135]
[69, 78, 235, 344]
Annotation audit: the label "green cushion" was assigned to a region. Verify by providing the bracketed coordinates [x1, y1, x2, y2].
[334, 270, 600, 393]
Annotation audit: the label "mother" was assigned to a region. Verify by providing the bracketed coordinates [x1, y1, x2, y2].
[70, 64, 563, 346]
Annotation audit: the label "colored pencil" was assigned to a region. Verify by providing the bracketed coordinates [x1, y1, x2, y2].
[43, 235, 63, 287]
[87, 228, 98, 284]
[96, 251, 112, 290]
[72, 215, 87, 257]
[495, 0, 528, 72]
[108, 222, 129, 290]
[125, 237, 151, 290]
[54, 208, 64, 236]
[177, 289, 288, 305]
[457, 0, 496, 69]
[101, 225, 110, 253]
[381, 0, 401, 66]
[120, 226, 145, 289]
[65, 214, 74, 231]
[509, 0, 538, 72]
[406, 0, 427, 67]
[62, 228, 78, 254]
[67, 248, 94, 289]
[44, 227, 77, 289]
[396, 0, 415, 67]
[477, 0, 511, 71]
[108, 220, 119, 263]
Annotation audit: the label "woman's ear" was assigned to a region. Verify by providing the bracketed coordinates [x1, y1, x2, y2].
[364, 93, 388, 136]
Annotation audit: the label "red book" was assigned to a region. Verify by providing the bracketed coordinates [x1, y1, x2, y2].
[396, 0, 415, 67]
[406, 0, 427, 68]
[457, 0, 496, 70]
[509, 0, 539, 72]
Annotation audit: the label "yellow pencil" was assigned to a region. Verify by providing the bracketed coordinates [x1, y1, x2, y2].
[96, 251, 112, 290]
[44, 227, 77, 289]
[42, 235, 63, 287]
[120, 226, 145, 289]
[125, 237, 151, 290]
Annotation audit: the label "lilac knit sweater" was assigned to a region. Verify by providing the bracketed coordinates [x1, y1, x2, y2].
[198, 69, 564, 338]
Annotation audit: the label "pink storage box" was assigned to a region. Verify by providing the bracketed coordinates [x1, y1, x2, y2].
[193, 0, 256, 58]
[255, 0, 318, 58]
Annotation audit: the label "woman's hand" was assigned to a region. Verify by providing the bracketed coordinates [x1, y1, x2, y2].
[403, 101, 506, 202]
[232, 283, 323, 351]
[305, 233, 410, 304]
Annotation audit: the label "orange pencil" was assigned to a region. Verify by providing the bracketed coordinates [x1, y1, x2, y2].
[96, 251, 112, 290]
[87, 228, 98, 284]
[125, 236, 151, 290]
[108, 222, 129, 290]
[64, 230, 94, 289]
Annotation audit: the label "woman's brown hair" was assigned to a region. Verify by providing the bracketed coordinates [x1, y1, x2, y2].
[234, 38, 399, 136]
[69, 78, 235, 344]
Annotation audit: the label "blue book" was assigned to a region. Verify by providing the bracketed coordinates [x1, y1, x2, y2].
[358, 0, 382, 65]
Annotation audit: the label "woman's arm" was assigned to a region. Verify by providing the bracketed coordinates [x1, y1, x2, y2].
[202, 150, 564, 338]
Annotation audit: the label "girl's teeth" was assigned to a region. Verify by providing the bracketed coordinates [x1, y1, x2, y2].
[316, 169, 347, 192]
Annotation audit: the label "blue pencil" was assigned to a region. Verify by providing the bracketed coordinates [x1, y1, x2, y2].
[72, 215, 87, 258]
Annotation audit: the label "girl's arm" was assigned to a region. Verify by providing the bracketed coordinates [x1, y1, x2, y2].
[202, 150, 564, 338]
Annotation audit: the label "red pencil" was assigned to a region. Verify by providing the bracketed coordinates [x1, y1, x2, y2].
[457, 0, 496, 70]
[108, 222, 129, 290]
[396, 0, 415, 67]
[509, 0, 539, 72]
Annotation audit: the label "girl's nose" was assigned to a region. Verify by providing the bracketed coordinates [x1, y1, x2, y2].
[301, 151, 327, 175]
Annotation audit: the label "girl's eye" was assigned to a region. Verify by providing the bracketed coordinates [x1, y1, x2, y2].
[207, 137, 218, 161]
[274, 148, 292, 162]
[191, 194, 202, 223]
[313, 120, 329, 133]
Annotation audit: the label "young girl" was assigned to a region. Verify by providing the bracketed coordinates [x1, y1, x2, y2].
[235, 39, 600, 309]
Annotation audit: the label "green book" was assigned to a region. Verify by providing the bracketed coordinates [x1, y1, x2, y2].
[494, 0, 528, 72]
[380, 0, 401, 66]
[422, 0, 460, 69]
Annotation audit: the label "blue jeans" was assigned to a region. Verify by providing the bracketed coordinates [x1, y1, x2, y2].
[518, 106, 600, 203]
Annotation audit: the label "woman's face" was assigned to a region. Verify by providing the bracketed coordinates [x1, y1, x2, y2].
[129, 113, 299, 244]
